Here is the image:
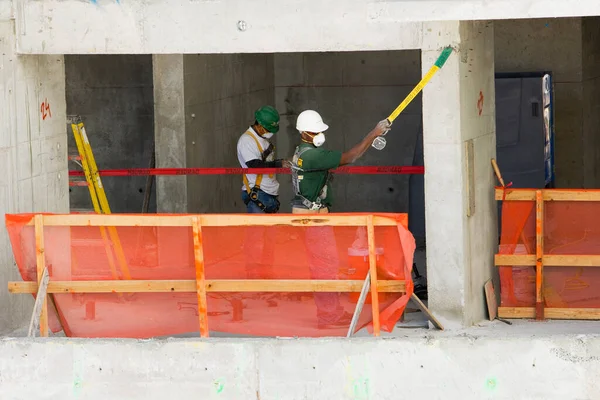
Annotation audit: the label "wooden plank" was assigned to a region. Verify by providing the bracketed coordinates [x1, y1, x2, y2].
[37, 213, 401, 228]
[410, 293, 444, 330]
[39, 214, 194, 227]
[495, 254, 600, 267]
[28, 267, 49, 337]
[495, 188, 534, 201]
[491, 159, 506, 187]
[498, 307, 534, 318]
[541, 255, 600, 267]
[192, 217, 209, 338]
[543, 190, 600, 202]
[367, 215, 381, 337]
[346, 273, 371, 338]
[495, 188, 600, 202]
[9, 280, 406, 293]
[535, 190, 544, 320]
[499, 307, 600, 320]
[8, 279, 407, 294]
[484, 279, 497, 321]
[495, 254, 536, 266]
[34, 215, 48, 337]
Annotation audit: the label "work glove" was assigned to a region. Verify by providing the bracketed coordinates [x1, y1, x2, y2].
[375, 119, 392, 136]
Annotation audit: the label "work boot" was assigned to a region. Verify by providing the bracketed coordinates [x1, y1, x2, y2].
[414, 283, 428, 300]
[317, 311, 354, 329]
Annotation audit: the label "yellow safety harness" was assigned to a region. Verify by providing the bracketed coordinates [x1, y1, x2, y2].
[242, 131, 278, 213]
[243, 131, 265, 193]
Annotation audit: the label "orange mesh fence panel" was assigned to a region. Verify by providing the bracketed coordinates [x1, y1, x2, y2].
[542, 201, 600, 308]
[6, 213, 415, 338]
[499, 190, 600, 311]
[498, 199, 535, 307]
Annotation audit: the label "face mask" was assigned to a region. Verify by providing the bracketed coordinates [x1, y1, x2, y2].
[312, 133, 326, 147]
[262, 132, 274, 139]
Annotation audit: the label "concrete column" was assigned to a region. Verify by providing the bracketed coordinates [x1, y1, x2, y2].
[1, 12, 68, 333]
[422, 21, 497, 329]
[153, 55, 187, 213]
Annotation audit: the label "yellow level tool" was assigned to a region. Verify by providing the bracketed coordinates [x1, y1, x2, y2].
[387, 46, 454, 123]
[69, 116, 131, 280]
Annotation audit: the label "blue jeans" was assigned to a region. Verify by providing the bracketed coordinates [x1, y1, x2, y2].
[241, 190, 280, 214]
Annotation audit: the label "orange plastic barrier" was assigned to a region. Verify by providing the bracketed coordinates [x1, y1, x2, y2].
[6, 213, 415, 338]
[496, 188, 600, 320]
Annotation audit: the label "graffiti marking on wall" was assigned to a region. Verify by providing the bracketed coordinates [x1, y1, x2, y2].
[41, 98, 52, 120]
[477, 91, 484, 116]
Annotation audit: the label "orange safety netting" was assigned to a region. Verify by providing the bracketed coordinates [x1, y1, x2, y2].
[499, 196, 600, 308]
[6, 213, 415, 338]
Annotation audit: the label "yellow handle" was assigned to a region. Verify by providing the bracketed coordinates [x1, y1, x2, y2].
[386, 46, 453, 123]
[387, 66, 439, 123]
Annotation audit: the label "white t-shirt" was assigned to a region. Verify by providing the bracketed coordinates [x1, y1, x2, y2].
[236, 127, 280, 196]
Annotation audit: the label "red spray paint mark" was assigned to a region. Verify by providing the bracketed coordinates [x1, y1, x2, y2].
[41, 99, 52, 120]
[477, 91, 484, 116]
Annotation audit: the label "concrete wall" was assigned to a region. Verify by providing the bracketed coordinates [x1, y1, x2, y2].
[184, 54, 275, 213]
[65, 55, 156, 212]
[12, 1, 600, 55]
[582, 17, 600, 188]
[274, 51, 421, 213]
[168, 51, 421, 214]
[2, 334, 600, 399]
[0, 10, 69, 333]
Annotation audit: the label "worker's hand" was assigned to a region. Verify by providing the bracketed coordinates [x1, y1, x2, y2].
[373, 119, 392, 137]
[281, 159, 292, 169]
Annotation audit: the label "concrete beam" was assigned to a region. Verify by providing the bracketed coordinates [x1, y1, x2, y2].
[371, 0, 600, 23]
[13, 1, 600, 55]
[1, 333, 600, 398]
[14, 0, 422, 54]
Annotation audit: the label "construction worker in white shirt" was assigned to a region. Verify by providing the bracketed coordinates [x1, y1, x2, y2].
[237, 105, 287, 214]
[236, 105, 286, 308]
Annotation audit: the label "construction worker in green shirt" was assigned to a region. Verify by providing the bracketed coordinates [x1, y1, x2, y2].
[291, 110, 391, 214]
[291, 109, 391, 329]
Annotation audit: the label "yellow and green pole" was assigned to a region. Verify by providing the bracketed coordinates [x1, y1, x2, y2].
[387, 46, 454, 123]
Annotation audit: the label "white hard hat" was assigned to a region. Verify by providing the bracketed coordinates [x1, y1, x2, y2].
[296, 110, 329, 133]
